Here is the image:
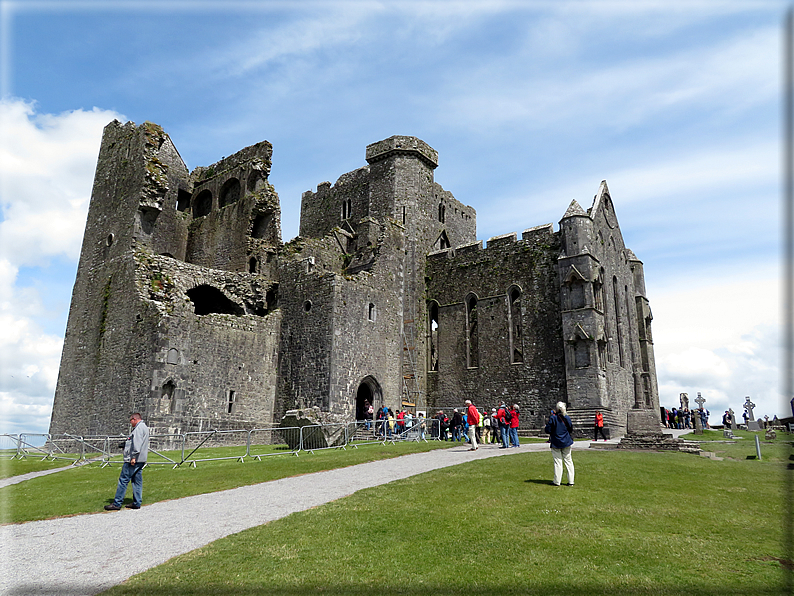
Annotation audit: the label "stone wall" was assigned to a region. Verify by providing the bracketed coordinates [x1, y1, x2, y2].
[425, 224, 566, 430]
[50, 125, 661, 440]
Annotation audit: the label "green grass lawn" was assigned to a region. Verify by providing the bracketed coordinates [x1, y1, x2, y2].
[100, 448, 789, 596]
[0, 440, 454, 523]
[682, 429, 791, 463]
[0, 456, 76, 480]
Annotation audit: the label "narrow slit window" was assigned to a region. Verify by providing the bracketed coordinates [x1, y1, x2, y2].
[466, 295, 479, 368]
[508, 287, 523, 363]
[428, 301, 439, 372]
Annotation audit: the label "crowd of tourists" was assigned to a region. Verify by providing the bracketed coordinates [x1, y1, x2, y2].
[432, 401, 521, 449]
[662, 406, 709, 430]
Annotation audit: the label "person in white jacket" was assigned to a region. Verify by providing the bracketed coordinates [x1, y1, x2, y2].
[104, 413, 149, 510]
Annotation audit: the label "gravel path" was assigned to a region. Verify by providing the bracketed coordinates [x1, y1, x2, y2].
[0, 436, 647, 595]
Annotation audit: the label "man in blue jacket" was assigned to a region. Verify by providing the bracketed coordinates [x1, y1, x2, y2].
[105, 413, 149, 510]
[544, 402, 575, 486]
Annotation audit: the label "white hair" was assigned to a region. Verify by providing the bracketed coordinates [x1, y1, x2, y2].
[556, 402, 567, 415]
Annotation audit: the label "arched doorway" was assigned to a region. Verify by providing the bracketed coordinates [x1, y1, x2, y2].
[355, 376, 382, 421]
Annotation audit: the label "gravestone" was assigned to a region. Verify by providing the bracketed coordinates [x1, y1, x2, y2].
[748, 418, 762, 432]
[728, 408, 738, 431]
[679, 392, 689, 410]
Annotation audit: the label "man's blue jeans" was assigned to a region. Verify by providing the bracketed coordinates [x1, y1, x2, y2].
[509, 426, 520, 447]
[113, 461, 145, 507]
[500, 424, 509, 448]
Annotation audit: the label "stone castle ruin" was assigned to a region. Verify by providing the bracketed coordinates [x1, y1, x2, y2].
[48, 120, 661, 438]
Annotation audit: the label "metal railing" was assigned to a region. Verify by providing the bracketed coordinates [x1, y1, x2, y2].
[2, 421, 446, 469]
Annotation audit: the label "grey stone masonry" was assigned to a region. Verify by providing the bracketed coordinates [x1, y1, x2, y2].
[50, 124, 662, 439]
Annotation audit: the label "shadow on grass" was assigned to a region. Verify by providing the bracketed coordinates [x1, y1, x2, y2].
[524, 478, 557, 485]
[13, 582, 785, 596]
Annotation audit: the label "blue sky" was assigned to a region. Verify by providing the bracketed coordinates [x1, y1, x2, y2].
[0, 0, 787, 435]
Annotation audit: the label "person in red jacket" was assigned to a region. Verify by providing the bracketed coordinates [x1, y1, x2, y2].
[508, 404, 520, 447]
[465, 400, 480, 450]
[496, 402, 510, 449]
[594, 410, 607, 441]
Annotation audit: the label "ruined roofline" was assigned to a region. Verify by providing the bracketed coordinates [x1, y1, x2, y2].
[191, 140, 273, 186]
[301, 165, 370, 200]
[589, 179, 610, 217]
[365, 135, 438, 169]
[427, 223, 555, 260]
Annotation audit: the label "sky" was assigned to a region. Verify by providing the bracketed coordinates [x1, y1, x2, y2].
[0, 0, 788, 436]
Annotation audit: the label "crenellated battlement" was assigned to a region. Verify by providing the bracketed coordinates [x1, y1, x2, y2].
[365, 135, 438, 169]
[426, 222, 556, 261]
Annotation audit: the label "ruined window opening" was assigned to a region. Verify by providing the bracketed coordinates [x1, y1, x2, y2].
[466, 294, 479, 369]
[438, 203, 445, 223]
[249, 257, 258, 273]
[625, 285, 635, 365]
[304, 300, 312, 312]
[266, 285, 278, 310]
[251, 212, 272, 239]
[106, 233, 115, 247]
[574, 341, 590, 368]
[437, 231, 451, 250]
[227, 390, 236, 414]
[402, 206, 406, 225]
[186, 285, 244, 316]
[428, 301, 439, 372]
[247, 170, 264, 193]
[508, 287, 523, 364]
[193, 190, 212, 218]
[569, 282, 585, 309]
[368, 303, 376, 322]
[160, 380, 175, 414]
[137, 207, 160, 236]
[341, 199, 352, 220]
[219, 178, 241, 208]
[176, 189, 191, 212]
[166, 348, 179, 365]
[613, 276, 624, 367]
[597, 340, 607, 369]
[594, 278, 604, 312]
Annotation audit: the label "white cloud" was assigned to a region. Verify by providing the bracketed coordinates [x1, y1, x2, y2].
[652, 269, 783, 421]
[477, 136, 777, 243]
[436, 22, 777, 135]
[0, 98, 122, 267]
[0, 98, 122, 434]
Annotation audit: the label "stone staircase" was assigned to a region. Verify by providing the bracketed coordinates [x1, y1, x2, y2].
[567, 407, 625, 439]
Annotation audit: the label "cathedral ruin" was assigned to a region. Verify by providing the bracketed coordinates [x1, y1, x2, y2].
[48, 120, 660, 438]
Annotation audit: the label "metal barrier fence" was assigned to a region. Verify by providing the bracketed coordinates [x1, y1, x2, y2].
[247, 426, 300, 460]
[3, 421, 446, 468]
[0, 434, 20, 458]
[346, 418, 438, 445]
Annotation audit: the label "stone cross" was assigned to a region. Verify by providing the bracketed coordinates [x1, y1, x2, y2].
[743, 396, 756, 421]
[694, 392, 706, 410]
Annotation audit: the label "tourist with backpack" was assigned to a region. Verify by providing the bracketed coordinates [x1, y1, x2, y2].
[497, 402, 511, 449]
